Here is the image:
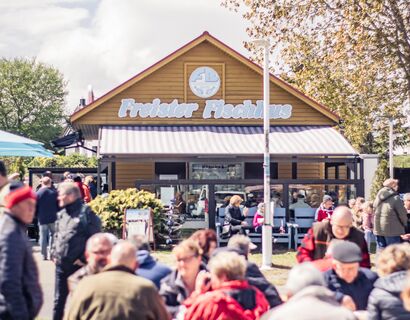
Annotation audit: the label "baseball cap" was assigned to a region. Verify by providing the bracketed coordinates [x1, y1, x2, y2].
[332, 241, 362, 263]
[323, 195, 333, 202]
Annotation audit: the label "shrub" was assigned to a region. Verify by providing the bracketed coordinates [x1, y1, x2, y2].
[88, 188, 163, 233]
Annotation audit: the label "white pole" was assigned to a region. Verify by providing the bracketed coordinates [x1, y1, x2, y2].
[389, 119, 394, 178]
[261, 41, 272, 269]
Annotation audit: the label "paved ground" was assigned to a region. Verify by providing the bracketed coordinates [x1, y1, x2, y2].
[32, 244, 55, 320]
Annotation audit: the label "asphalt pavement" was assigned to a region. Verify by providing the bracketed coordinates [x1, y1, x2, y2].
[32, 243, 55, 320]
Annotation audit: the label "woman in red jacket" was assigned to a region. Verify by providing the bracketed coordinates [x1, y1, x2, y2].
[316, 195, 334, 222]
[183, 251, 269, 320]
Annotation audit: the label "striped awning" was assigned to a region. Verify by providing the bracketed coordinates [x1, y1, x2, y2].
[99, 125, 357, 156]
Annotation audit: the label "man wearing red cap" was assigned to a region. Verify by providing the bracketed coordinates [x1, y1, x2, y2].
[0, 185, 43, 319]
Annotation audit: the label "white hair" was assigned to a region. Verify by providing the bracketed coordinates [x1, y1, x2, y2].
[404, 193, 410, 201]
[286, 263, 326, 295]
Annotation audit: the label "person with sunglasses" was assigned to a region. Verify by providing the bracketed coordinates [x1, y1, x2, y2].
[159, 239, 206, 318]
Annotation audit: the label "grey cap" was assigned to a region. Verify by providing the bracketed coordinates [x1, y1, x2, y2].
[332, 241, 362, 263]
[323, 195, 333, 202]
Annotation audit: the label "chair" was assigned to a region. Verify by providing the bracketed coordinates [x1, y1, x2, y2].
[215, 207, 227, 246]
[293, 208, 316, 249]
[272, 207, 292, 249]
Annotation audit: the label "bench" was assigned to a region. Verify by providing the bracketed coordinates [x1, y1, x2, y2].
[216, 206, 292, 249]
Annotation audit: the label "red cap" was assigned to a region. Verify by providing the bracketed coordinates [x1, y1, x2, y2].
[4, 186, 37, 209]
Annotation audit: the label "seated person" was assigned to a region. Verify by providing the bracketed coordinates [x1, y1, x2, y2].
[189, 229, 217, 265]
[252, 203, 265, 233]
[132, 235, 171, 289]
[183, 251, 269, 320]
[323, 241, 378, 311]
[297, 206, 371, 268]
[263, 263, 356, 320]
[227, 235, 282, 308]
[159, 239, 205, 318]
[289, 194, 312, 210]
[224, 195, 249, 235]
[316, 195, 334, 221]
[367, 244, 410, 319]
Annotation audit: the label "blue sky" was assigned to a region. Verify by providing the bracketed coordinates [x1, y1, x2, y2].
[0, 0, 250, 112]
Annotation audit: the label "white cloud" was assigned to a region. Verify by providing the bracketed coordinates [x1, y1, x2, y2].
[0, 0, 250, 113]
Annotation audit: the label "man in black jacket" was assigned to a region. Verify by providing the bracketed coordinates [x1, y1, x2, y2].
[51, 182, 101, 320]
[226, 234, 283, 308]
[36, 176, 59, 260]
[0, 185, 43, 319]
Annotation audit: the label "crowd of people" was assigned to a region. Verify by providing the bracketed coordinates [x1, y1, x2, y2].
[3, 158, 410, 319]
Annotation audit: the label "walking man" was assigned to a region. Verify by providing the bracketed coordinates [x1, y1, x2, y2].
[52, 182, 101, 320]
[36, 176, 59, 260]
[0, 185, 43, 319]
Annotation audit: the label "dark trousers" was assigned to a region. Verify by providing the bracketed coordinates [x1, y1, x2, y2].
[53, 264, 80, 320]
[375, 235, 402, 250]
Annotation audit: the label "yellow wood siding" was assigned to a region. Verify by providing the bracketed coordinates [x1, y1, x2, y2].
[115, 162, 154, 189]
[278, 162, 292, 179]
[297, 163, 322, 179]
[76, 41, 334, 127]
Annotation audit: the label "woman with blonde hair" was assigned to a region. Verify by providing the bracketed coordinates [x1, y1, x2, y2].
[367, 243, 410, 319]
[159, 239, 205, 318]
[223, 195, 249, 236]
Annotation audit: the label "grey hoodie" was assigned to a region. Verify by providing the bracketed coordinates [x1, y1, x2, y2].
[367, 271, 410, 320]
[373, 187, 407, 237]
[262, 286, 356, 320]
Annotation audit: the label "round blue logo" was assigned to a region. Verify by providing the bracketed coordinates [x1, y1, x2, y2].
[189, 66, 221, 98]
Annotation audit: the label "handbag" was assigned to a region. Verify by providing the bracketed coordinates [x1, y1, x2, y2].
[221, 224, 232, 239]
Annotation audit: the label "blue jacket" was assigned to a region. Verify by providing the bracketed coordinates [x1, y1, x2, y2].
[0, 213, 43, 319]
[36, 186, 59, 225]
[324, 267, 378, 310]
[136, 250, 171, 288]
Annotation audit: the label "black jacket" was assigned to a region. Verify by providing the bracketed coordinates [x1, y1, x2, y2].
[52, 199, 101, 269]
[246, 261, 283, 308]
[36, 186, 59, 225]
[0, 213, 43, 319]
[324, 267, 378, 310]
[224, 205, 245, 226]
[367, 271, 410, 320]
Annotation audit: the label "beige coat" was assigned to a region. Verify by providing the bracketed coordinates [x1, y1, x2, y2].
[373, 187, 408, 237]
[65, 265, 170, 320]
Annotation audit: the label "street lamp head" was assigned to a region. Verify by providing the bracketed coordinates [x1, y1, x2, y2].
[251, 39, 270, 48]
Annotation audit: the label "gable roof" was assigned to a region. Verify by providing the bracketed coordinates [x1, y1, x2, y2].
[70, 31, 339, 123]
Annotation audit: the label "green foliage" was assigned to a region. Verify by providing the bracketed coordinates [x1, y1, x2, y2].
[27, 154, 97, 168]
[0, 58, 67, 148]
[394, 155, 410, 168]
[88, 188, 163, 232]
[371, 159, 389, 200]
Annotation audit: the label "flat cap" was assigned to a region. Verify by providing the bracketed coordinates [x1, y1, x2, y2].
[332, 241, 362, 263]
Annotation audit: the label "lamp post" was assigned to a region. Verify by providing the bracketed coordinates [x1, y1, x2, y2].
[389, 118, 394, 178]
[253, 39, 272, 269]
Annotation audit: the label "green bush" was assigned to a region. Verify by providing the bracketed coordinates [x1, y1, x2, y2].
[88, 188, 163, 233]
[28, 154, 97, 168]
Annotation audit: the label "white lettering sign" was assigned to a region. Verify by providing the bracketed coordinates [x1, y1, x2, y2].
[118, 99, 292, 120]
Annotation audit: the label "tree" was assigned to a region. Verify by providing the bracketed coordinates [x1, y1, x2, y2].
[222, 0, 409, 155]
[0, 58, 67, 148]
[222, 0, 410, 194]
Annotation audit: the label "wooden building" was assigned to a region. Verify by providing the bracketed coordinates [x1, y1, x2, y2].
[70, 32, 362, 228]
